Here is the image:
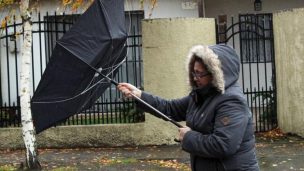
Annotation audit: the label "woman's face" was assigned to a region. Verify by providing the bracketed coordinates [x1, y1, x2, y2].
[193, 61, 212, 88]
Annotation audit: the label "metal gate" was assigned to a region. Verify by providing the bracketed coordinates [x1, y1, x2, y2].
[217, 13, 277, 132]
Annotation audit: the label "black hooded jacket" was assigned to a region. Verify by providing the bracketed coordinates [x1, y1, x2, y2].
[138, 44, 259, 171]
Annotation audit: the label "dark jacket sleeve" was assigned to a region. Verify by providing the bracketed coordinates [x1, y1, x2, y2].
[136, 92, 190, 121]
[181, 95, 250, 158]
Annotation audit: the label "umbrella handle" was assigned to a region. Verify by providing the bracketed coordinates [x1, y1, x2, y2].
[174, 138, 181, 143]
[110, 79, 119, 86]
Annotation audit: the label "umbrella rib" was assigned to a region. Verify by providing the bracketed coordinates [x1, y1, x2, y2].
[31, 58, 125, 104]
[84, 59, 125, 91]
[55, 41, 122, 80]
[99, 0, 116, 79]
[81, 59, 126, 94]
[99, 0, 130, 81]
[99, 0, 113, 40]
[56, 41, 93, 67]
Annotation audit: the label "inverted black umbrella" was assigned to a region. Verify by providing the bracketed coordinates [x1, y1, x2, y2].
[31, 0, 182, 134]
[31, 0, 128, 133]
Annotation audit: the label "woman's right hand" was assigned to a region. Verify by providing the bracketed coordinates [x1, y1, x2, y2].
[117, 83, 142, 99]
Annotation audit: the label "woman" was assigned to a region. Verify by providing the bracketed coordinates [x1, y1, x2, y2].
[118, 44, 259, 171]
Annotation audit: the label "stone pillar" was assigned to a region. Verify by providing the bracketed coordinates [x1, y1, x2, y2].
[142, 18, 216, 98]
[141, 18, 216, 143]
[273, 8, 304, 137]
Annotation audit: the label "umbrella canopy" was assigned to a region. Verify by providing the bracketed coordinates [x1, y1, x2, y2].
[31, 0, 127, 134]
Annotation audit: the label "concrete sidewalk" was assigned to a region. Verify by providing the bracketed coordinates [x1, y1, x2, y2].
[0, 135, 304, 171]
[256, 135, 304, 171]
[1, 145, 190, 171]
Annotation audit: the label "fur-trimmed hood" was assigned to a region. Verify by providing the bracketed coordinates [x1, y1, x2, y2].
[186, 44, 240, 94]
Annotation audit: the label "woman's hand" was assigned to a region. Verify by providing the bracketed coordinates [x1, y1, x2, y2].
[117, 83, 142, 98]
[178, 126, 192, 142]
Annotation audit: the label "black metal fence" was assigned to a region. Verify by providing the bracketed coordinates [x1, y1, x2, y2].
[216, 13, 277, 132]
[0, 11, 145, 128]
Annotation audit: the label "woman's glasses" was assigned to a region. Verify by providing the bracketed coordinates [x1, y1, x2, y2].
[191, 71, 210, 79]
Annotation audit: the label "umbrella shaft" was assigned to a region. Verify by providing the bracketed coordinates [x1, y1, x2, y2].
[110, 79, 119, 86]
[92, 68, 182, 128]
[130, 92, 183, 128]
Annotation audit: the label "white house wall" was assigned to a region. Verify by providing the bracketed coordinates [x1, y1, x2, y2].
[205, 0, 304, 18]
[35, 0, 198, 19]
[0, 0, 198, 105]
[125, 0, 198, 18]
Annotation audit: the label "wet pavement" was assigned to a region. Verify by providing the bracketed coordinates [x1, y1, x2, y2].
[0, 135, 304, 171]
[256, 135, 304, 171]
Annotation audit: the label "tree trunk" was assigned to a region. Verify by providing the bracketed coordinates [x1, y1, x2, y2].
[19, 0, 40, 169]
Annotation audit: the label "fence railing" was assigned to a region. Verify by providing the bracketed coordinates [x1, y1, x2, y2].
[0, 11, 145, 128]
[216, 13, 277, 132]
[244, 87, 276, 132]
